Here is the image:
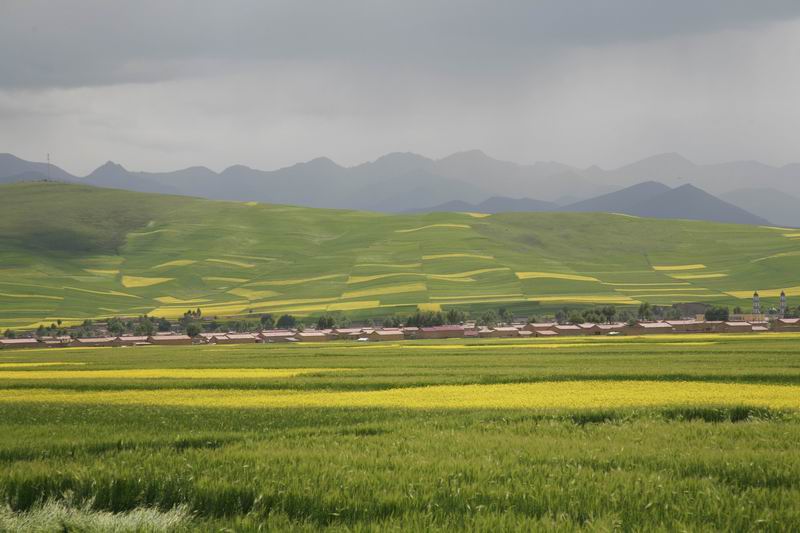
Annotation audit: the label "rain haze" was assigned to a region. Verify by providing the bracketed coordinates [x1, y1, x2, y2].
[1, 0, 800, 174]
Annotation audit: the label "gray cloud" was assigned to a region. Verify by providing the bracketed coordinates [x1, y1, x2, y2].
[2, 0, 800, 89]
[1, 1, 799, 174]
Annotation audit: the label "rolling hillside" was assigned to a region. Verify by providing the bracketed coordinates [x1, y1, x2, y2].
[1, 182, 799, 329]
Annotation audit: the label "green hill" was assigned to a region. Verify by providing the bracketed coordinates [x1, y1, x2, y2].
[1, 181, 798, 329]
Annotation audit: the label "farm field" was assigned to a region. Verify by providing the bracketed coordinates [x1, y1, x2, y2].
[1, 334, 800, 530]
[2, 181, 800, 329]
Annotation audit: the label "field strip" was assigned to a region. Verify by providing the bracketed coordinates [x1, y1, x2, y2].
[395, 224, 471, 233]
[341, 282, 427, 299]
[422, 253, 494, 260]
[121, 276, 173, 288]
[2, 381, 798, 409]
[127, 229, 176, 237]
[0, 362, 87, 368]
[153, 260, 196, 268]
[83, 269, 120, 275]
[202, 277, 249, 283]
[614, 288, 712, 292]
[328, 300, 382, 311]
[154, 296, 211, 304]
[248, 274, 345, 286]
[223, 254, 276, 262]
[347, 273, 423, 284]
[0, 368, 352, 380]
[668, 273, 728, 280]
[782, 233, 800, 238]
[760, 225, 796, 231]
[64, 287, 139, 298]
[429, 268, 509, 279]
[627, 293, 725, 299]
[652, 264, 707, 271]
[0, 292, 63, 300]
[527, 295, 640, 304]
[227, 288, 280, 300]
[727, 286, 800, 298]
[752, 251, 800, 263]
[431, 293, 523, 300]
[602, 282, 692, 286]
[516, 272, 600, 282]
[347, 269, 508, 284]
[206, 258, 256, 268]
[354, 263, 421, 269]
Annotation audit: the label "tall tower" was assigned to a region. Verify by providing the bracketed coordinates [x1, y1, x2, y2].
[753, 291, 761, 316]
[780, 290, 787, 318]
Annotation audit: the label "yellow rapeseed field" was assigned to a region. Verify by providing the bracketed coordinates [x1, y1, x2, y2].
[651, 264, 707, 271]
[226, 288, 280, 300]
[2, 381, 798, 410]
[669, 273, 728, 279]
[205, 258, 256, 268]
[154, 296, 211, 304]
[727, 286, 800, 298]
[121, 276, 174, 288]
[152, 260, 197, 268]
[516, 272, 600, 282]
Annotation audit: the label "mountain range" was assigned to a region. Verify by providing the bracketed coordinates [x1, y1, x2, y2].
[1, 150, 798, 225]
[415, 181, 769, 226]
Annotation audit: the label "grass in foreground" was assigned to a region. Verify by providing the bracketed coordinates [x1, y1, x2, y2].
[1, 335, 799, 531]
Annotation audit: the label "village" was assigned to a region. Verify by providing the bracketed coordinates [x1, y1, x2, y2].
[2, 296, 799, 350]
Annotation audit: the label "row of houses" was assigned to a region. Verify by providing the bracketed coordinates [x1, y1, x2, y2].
[0, 333, 193, 349]
[2, 319, 799, 350]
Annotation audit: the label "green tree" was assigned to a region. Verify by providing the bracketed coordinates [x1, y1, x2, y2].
[185, 323, 201, 337]
[600, 306, 617, 323]
[276, 314, 297, 329]
[107, 317, 126, 336]
[704, 306, 730, 321]
[477, 310, 498, 327]
[405, 311, 445, 327]
[260, 314, 275, 329]
[316, 314, 336, 330]
[3, 329, 17, 339]
[638, 302, 653, 320]
[445, 308, 467, 325]
[383, 315, 403, 328]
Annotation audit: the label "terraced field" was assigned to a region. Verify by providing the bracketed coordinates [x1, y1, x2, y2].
[2, 181, 800, 329]
[1, 335, 799, 530]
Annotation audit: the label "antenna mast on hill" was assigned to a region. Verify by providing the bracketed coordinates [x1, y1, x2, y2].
[47, 153, 50, 181]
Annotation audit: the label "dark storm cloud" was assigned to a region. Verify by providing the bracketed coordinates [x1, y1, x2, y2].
[2, 0, 799, 89]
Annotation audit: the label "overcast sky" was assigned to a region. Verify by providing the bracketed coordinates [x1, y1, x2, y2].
[2, 0, 800, 175]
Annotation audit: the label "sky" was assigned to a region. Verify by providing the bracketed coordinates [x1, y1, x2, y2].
[1, 0, 800, 175]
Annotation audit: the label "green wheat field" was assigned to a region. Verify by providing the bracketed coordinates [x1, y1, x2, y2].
[2, 181, 800, 330]
[1, 334, 799, 531]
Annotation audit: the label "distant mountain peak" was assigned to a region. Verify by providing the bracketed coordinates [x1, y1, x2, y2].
[87, 160, 129, 178]
[645, 152, 694, 164]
